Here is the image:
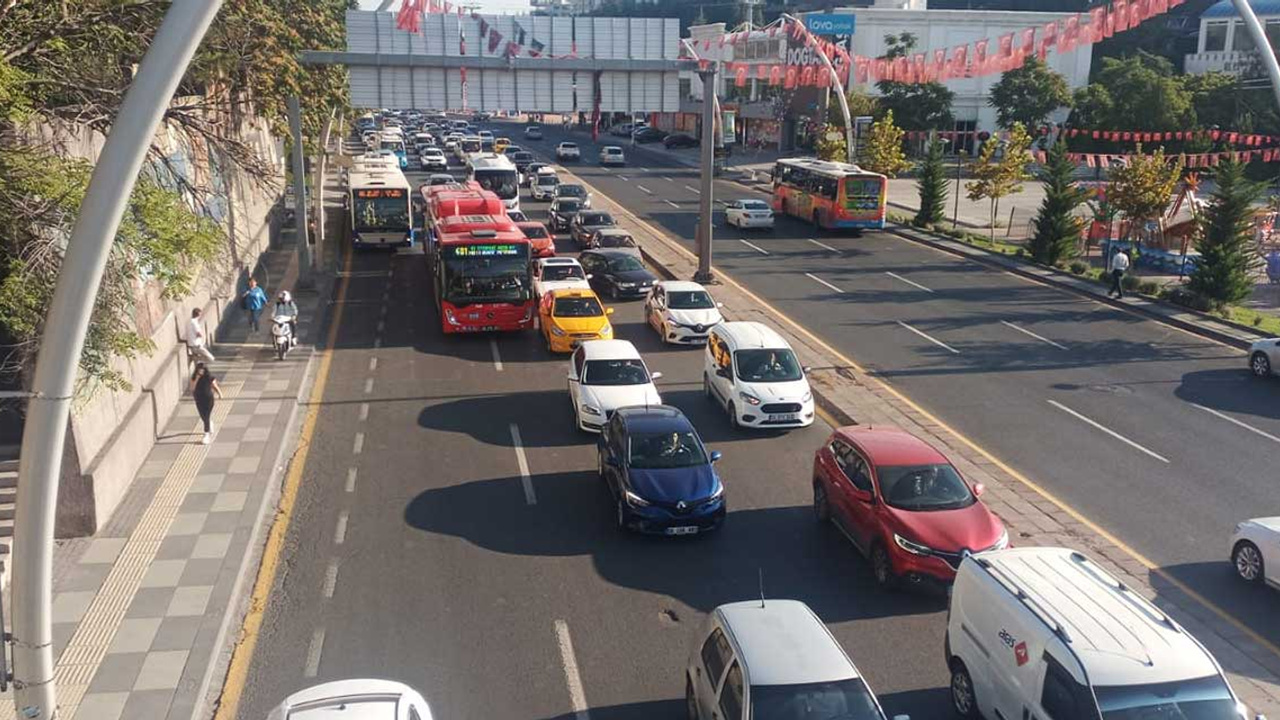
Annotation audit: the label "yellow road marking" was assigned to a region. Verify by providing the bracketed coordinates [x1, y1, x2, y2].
[213, 248, 354, 720]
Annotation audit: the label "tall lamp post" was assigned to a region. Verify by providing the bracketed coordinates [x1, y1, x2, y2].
[952, 149, 967, 228]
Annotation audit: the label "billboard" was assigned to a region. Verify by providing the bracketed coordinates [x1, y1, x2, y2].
[804, 14, 855, 36]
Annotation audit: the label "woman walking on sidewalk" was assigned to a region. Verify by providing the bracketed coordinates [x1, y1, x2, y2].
[189, 362, 223, 445]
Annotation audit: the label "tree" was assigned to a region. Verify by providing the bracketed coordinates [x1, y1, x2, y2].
[874, 33, 955, 130]
[967, 123, 1033, 242]
[914, 134, 949, 227]
[1189, 158, 1264, 305]
[861, 110, 910, 177]
[1109, 145, 1181, 242]
[1070, 53, 1195, 131]
[988, 57, 1072, 131]
[1028, 139, 1088, 265]
[814, 124, 847, 162]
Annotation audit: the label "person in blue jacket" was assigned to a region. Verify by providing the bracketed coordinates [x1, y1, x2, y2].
[241, 277, 268, 332]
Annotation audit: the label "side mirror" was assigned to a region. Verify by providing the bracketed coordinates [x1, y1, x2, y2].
[709, 450, 723, 463]
[650, 371, 663, 380]
[802, 366, 813, 374]
[973, 483, 986, 497]
[716, 367, 731, 379]
[586, 274, 594, 280]
[716, 302, 725, 308]
[606, 307, 615, 315]
[567, 372, 578, 382]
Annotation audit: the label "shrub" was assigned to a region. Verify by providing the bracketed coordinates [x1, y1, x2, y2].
[1254, 314, 1264, 327]
[1138, 280, 1160, 295]
[1069, 261, 1088, 275]
[1015, 248, 1026, 258]
[1122, 274, 1140, 290]
[1161, 286, 1214, 312]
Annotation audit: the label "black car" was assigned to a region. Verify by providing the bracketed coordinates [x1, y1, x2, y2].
[570, 211, 617, 247]
[663, 133, 699, 149]
[590, 228, 639, 254]
[579, 249, 657, 300]
[554, 183, 591, 208]
[633, 127, 668, 144]
[548, 198, 584, 232]
[510, 151, 534, 173]
[598, 405, 725, 535]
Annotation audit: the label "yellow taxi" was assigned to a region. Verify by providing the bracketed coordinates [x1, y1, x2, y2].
[539, 288, 614, 353]
[494, 137, 511, 153]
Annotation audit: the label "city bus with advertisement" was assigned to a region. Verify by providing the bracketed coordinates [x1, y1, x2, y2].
[465, 153, 521, 212]
[770, 158, 887, 231]
[421, 183, 505, 249]
[347, 167, 415, 249]
[434, 226, 535, 334]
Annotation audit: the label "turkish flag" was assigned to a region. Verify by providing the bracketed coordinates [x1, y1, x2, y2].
[1112, 0, 1130, 32]
[784, 65, 798, 89]
[974, 39, 989, 75]
[1021, 28, 1037, 58]
[735, 66, 748, 87]
[769, 64, 783, 85]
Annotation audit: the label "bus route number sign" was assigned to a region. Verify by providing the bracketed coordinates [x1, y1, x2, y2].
[355, 188, 406, 199]
[448, 244, 521, 257]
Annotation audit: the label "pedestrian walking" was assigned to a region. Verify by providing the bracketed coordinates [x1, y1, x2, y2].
[186, 308, 215, 363]
[189, 362, 223, 445]
[1108, 247, 1131, 299]
[242, 277, 268, 332]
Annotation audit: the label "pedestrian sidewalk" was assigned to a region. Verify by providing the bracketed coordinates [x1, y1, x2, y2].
[12, 238, 324, 720]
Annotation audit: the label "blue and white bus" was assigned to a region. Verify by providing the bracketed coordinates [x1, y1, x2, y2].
[346, 167, 415, 249]
[378, 130, 408, 171]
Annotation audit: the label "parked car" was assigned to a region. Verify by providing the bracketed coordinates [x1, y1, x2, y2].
[704, 321, 815, 430]
[633, 127, 667, 144]
[530, 168, 560, 201]
[1231, 517, 1279, 589]
[516, 221, 556, 258]
[1249, 337, 1280, 377]
[664, 132, 699, 149]
[610, 122, 635, 137]
[599, 146, 626, 166]
[579, 249, 657, 300]
[724, 199, 774, 230]
[644, 280, 723, 345]
[598, 405, 724, 533]
[568, 340, 662, 432]
[524, 125, 544, 140]
[813, 425, 1007, 590]
[533, 256, 590, 298]
[554, 182, 591, 208]
[588, 228, 639, 255]
[556, 142, 581, 161]
[267, 679, 433, 720]
[570, 210, 617, 247]
[548, 198, 585, 232]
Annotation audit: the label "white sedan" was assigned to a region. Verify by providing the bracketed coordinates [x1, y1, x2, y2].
[556, 142, 580, 161]
[1231, 517, 1279, 589]
[268, 678, 433, 720]
[599, 146, 626, 166]
[1248, 337, 1280, 377]
[533, 257, 591, 298]
[725, 198, 774, 229]
[644, 280, 723, 345]
[568, 340, 662, 432]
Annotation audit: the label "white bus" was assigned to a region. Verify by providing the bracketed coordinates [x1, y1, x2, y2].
[346, 167, 415, 249]
[378, 131, 408, 170]
[466, 153, 520, 211]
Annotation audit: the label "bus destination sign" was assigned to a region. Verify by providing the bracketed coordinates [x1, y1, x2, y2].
[355, 188, 406, 199]
[446, 243, 523, 257]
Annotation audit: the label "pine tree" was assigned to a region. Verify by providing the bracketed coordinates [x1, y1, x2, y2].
[1189, 157, 1264, 305]
[914, 133, 948, 227]
[861, 110, 910, 177]
[1028, 139, 1088, 265]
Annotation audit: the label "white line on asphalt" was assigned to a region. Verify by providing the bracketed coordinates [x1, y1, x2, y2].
[358, 403, 369, 422]
[1047, 400, 1170, 463]
[368, 357, 378, 372]
[665, 200, 680, 209]
[509, 423, 536, 505]
[383, 289, 390, 302]
[304, 629, 325, 677]
[345, 467, 358, 493]
[617, 174, 629, 181]
[1191, 403, 1280, 444]
[896, 321, 960, 355]
[684, 185, 701, 194]
[322, 561, 339, 598]
[1000, 320, 1069, 350]
[490, 338, 504, 372]
[363, 377, 374, 394]
[373, 337, 382, 348]
[352, 432, 364, 455]
[739, 239, 770, 255]
[639, 167, 649, 172]
[637, 185, 653, 194]
[664, 176, 675, 182]
[807, 238, 839, 252]
[376, 319, 385, 333]
[334, 511, 349, 544]
[805, 273, 843, 293]
[555, 620, 591, 720]
[885, 271, 934, 293]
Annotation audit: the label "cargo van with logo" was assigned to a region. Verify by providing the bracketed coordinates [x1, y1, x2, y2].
[703, 322, 814, 430]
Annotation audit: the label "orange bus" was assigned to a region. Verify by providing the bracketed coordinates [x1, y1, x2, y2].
[434, 224, 535, 334]
[771, 158, 887, 231]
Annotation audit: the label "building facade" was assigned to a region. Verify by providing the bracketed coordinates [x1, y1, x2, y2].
[1185, 0, 1280, 75]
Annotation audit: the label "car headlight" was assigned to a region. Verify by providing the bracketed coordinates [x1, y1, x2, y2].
[624, 490, 651, 507]
[988, 527, 1009, 551]
[801, 392, 812, 403]
[581, 404, 602, 416]
[619, 282, 636, 288]
[550, 326, 566, 336]
[894, 533, 933, 556]
[708, 483, 724, 501]
[739, 392, 761, 406]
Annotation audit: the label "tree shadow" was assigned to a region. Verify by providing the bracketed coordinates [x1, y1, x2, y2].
[1152, 559, 1280, 655]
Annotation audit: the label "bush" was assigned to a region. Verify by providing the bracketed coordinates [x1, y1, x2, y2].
[1138, 280, 1160, 295]
[1070, 261, 1088, 275]
[1015, 248, 1026, 258]
[1161, 286, 1214, 312]
[1122, 274, 1140, 290]
[1254, 314, 1264, 327]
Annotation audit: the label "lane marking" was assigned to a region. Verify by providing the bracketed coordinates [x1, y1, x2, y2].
[555, 620, 591, 720]
[1047, 400, 1170, 463]
[807, 238, 839, 252]
[345, 467, 358, 493]
[490, 337, 505, 372]
[617, 174, 629, 181]
[896, 321, 961, 355]
[376, 319, 385, 334]
[684, 185, 701, 194]
[334, 511, 349, 544]
[637, 185, 653, 195]
[322, 561, 339, 598]
[380, 304, 388, 317]
[363, 377, 374, 394]
[352, 432, 364, 455]
[368, 357, 378, 371]
[303, 629, 325, 678]
[510, 423, 537, 505]
[639, 167, 649, 172]
[373, 337, 382, 348]
[804, 272, 843, 294]
[358, 402, 369, 422]
[1191, 403, 1280, 445]
[739, 239, 770, 255]
[885, 271, 934, 293]
[1001, 320, 1069, 350]
[665, 200, 680, 209]
[663, 176, 675, 182]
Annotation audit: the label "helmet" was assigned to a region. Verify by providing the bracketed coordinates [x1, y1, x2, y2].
[278, 290, 292, 303]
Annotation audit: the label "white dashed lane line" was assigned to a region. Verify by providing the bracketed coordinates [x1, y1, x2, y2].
[896, 321, 960, 355]
[345, 467, 358, 492]
[1001, 320, 1068, 350]
[806, 238, 839, 253]
[304, 629, 325, 678]
[804, 273, 843, 294]
[510, 423, 536, 505]
[885, 271, 934, 293]
[491, 338, 505, 372]
[352, 432, 364, 455]
[739, 239, 769, 255]
[358, 403, 369, 422]
[665, 200, 680, 209]
[1047, 399, 1170, 463]
[637, 185, 653, 195]
[684, 185, 701, 194]
[368, 357, 378, 371]
[555, 620, 591, 720]
[363, 377, 374, 394]
[1190, 403, 1280, 444]
[322, 561, 339, 598]
[334, 511, 349, 544]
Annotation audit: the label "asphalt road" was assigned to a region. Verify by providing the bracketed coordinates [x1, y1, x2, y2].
[500, 120, 1280, 646]
[236, 151, 952, 718]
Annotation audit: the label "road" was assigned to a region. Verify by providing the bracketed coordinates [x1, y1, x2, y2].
[505, 121, 1280, 646]
[236, 148, 951, 718]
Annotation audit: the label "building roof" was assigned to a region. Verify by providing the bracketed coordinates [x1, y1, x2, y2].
[716, 600, 858, 686]
[1203, 0, 1280, 17]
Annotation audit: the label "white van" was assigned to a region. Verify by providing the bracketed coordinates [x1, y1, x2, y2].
[704, 322, 814, 429]
[946, 547, 1264, 720]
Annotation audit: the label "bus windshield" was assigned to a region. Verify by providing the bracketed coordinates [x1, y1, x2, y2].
[353, 193, 409, 232]
[380, 139, 405, 153]
[441, 243, 531, 305]
[474, 169, 519, 200]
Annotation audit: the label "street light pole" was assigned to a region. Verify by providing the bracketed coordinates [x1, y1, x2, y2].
[1230, 0, 1280, 114]
[287, 97, 314, 289]
[695, 65, 718, 283]
[10, 0, 225, 716]
[952, 150, 965, 228]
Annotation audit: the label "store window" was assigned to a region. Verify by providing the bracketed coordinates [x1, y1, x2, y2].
[1204, 21, 1228, 52]
[1232, 21, 1255, 52]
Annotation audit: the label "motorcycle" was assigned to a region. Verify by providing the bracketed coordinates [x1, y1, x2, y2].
[271, 315, 297, 360]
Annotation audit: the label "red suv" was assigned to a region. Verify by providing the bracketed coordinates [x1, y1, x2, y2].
[812, 426, 1007, 591]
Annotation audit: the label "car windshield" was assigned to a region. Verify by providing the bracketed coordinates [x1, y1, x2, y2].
[555, 200, 583, 213]
[513, 152, 532, 162]
[429, 176, 453, 185]
[581, 213, 614, 227]
[599, 234, 635, 248]
[668, 291, 715, 309]
[553, 296, 603, 317]
[740, 200, 770, 210]
[583, 359, 649, 386]
[628, 430, 708, 469]
[734, 349, 803, 383]
[507, 211, 529, 222]
[750, 679, 886, 720]
[561, 143, 578, 150]
[558, 185, 586, 198]
[537, 176, 558, 187]
[543, 265, 584, 282]
[607, 255, 645, 272]
[876, 463, 974, 511]
[521, 226, 548, 239]
[1096, 676, 1239, 720]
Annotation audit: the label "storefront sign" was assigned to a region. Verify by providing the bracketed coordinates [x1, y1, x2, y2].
[804, 14, 855, 36]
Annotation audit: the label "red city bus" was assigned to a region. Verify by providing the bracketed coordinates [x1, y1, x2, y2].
[771, 158, 887, 231]
[435, 213, 518, 237]
[434, 225, 535, 334]
[422, 184, 506, 251]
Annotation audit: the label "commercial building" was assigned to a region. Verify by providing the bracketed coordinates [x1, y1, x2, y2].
[1185, 0, 1280, 75]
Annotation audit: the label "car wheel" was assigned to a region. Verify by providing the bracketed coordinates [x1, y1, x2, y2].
[1233, 540, 1266, 583]
[727, 402, 740, 430]
[950, 659, 979, 719]
[1251, 351, 1272, 377]
[813, 482, 831, 523]
[871, 543, 898, 590]
[685, 678, 699, 720]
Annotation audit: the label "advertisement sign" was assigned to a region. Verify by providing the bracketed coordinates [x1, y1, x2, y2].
[804, 13, 855, 36]
[721, 110, 737, 145]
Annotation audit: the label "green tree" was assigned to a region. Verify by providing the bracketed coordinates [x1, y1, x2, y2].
[1070, 53, 1194, 131]
[914, 134, 949, 227]
[1028, 140, 1088, 265]
[1189, 158, 1264, 305]
[966, 123, 1033, 242]
[861, 110, 910, 177]
[1109, 145, 1181, 241]
[814, 124, 848, 163]
[874, 33, 955, 130]
[988, 57, 1073, 131]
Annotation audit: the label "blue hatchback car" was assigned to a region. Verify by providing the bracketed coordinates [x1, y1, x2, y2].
[597, 406, 726, 535]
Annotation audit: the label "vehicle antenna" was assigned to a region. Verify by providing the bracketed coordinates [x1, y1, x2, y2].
[758, 568, 765, 608]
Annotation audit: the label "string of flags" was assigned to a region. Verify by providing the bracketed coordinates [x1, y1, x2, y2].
[395, 0, 575, 60]
[901, 128, 1280, 147]
[1053, 150, 1280, 167]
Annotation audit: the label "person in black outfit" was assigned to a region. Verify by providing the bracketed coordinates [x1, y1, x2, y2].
[189, 362, 223, 445]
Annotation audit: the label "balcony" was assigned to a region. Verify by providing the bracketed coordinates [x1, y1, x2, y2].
[1185, 50, 1262, 75]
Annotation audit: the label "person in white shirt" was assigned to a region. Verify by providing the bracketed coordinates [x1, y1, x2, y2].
[1108, 247, 1131, 299]
[187, 308, 215, 362]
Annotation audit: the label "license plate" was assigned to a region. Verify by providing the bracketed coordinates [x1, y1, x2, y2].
[666, 526, 698, 536]
[768, 413, 800, 422]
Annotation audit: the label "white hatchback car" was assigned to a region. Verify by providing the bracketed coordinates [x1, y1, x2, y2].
[645, 280, 724, 345]
[530, 168, 560, 201]
[268, 678, 433, 720]
[599, 146, 626, 166]
[1248, 337, 1280, 377]
[556, 142, 581, 161]
[704, 322, 814, 430]
[567, 340, 662, 432]
[1231, 517, 1279, 589]
[725, 199, 775, 230]
[533, 256, 591, 298]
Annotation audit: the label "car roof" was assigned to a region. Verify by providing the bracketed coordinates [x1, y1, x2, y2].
[538, 256, 581, 266]
[580, 339, 641, 360]
[716, 600, 858, 686]
[547, 288, 598, 299]
[657, 280, 707, 293]
[585, 249, 640, 261]
[615, 404, 693, 431]
[594, 228, 631, 236]
[603, 146, 623, 151]
[836, 426, 949, 467]
[282, 678, 417, 719]
[714, 321, 789, 350]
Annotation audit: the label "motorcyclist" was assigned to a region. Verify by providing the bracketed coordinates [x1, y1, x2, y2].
[274, 290, 299, 346]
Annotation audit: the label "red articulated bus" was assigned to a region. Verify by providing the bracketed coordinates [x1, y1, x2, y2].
[434, 223, 535, 334]
[421, 182, 506, 250]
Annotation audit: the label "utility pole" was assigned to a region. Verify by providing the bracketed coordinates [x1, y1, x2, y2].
[10, 0, 225, 716]
[695, 65, 718, 284]
[287, 97, 314, 289]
